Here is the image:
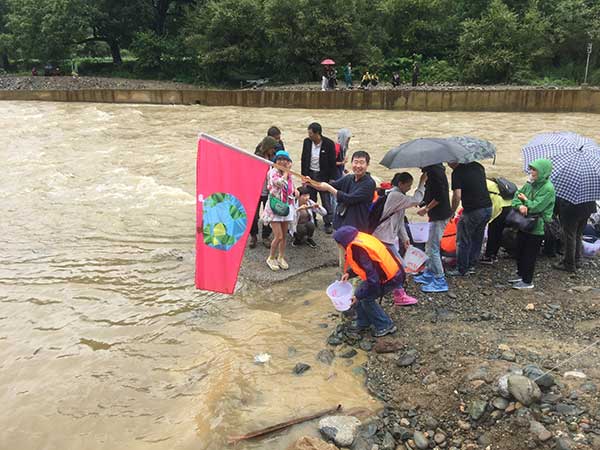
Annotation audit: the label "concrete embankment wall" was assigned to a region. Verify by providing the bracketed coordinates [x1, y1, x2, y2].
[1, 88, 599, 113]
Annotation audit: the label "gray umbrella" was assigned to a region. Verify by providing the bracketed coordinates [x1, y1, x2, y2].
[380, 136, 497, 169]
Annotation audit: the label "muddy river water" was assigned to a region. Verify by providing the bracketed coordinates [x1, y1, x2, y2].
[1, 101, 599, 450]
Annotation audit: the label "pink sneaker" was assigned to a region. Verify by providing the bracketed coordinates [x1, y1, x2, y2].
[393, 288, 418, 306]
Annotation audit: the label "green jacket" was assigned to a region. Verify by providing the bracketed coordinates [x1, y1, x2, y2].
[511, 159, 556, 236]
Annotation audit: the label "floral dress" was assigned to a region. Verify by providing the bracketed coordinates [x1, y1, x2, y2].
[262, 167, 295, 224]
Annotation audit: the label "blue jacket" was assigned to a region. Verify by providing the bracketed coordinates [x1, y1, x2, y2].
[330, 173, 376, 231]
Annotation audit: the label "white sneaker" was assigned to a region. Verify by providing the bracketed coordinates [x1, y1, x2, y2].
[508, 277, 522, 284]
[277, 257, 289, 270]
[266, 257, 280, 271]
[512, 281, 534, 290]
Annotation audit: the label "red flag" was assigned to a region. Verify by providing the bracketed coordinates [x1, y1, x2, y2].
[195, 134, 270, 294]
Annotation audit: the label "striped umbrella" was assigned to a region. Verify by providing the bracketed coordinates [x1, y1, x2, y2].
[522, 132, 600, 204]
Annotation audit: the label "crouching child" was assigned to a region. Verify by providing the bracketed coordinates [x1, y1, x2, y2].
[333, 226, 409, 337]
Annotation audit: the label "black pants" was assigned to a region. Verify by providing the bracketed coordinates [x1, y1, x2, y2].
[485, 207, 510, 258]
[250, 195, 272, 239]
[307, 170, 333, 226]
[294, 221, 316, 241]
[561, 213, 590, 270]
[516, 231, 543, 284]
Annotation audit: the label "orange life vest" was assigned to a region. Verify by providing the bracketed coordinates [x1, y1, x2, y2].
[440, 217, 458, 255]
[345, 232, 401, 283]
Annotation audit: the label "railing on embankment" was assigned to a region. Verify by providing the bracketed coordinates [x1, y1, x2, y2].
[1, 88, 599, 113]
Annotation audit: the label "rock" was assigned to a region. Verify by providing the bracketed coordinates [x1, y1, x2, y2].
[525, 303, 535, 310]
[477, 433, 493, 447]
[357, 420, 378, 438]
[422, 372, 438, 385]
[328, 335, 343, 346]
[397, 349, 418, 367]
[469, 400, 487, 420]
[434, 432, 446, 445]
[555, 403, 579, 416]
[466, 366, 490, 382]
[501, 351, 517, 362]
[318, 323, 329, 328]
[359, 340, 373, 352]
[457, 419, 471, 430]
[288, 346, 298, 357]
[581, 382, 598, 392]
[350, 435, 372, 450]
[339, 349, 358, 359]
[373, 339, 403, 354]
[497, 374, 511, 398]
[352, 367, 367, 378]
[564, 370, 586, 379]
[507, 375, 542, 406]
[523, 365, 555, 388]
[391, 424, 411, 441]
[505, 402, 516, 414]
[447, 292, 457, 299]
[573, 285, 593, 293]
[317, 350, 335, 365]
[412, 431, 429, 450]
[529, 420, 552, 442]
[541, 392, 561, 404]
[492, 397, 509, 410]
[423, 415, 438, 429]
[318, 415, 361, 447]
[381, 431, 396, 450]
[293, 363, 311, 375]
[399, 418, 411, 427]
[555, 437, 574, 450]
[286, 436, 340, 450]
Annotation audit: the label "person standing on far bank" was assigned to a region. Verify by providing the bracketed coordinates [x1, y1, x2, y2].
[301, 122, 337, 234]
[344, 63, 353, 89]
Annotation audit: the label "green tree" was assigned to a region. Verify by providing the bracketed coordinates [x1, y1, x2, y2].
[184, 0, 267, 81]
[0, 0, 12, 69]
[80, 0, 152, 64]
[8, 0, 88, 62]
[458, 0, 523, 82]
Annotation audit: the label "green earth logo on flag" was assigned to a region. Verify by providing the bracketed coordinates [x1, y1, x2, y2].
[202, 193, 248, 251]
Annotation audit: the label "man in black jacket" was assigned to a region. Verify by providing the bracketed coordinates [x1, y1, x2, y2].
[301, 122, 337, 233]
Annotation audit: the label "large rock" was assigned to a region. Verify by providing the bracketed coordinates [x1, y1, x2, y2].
[318, 415, 361, 447]
[507, 374, 542, 406]
[523, 365, 555, 388]
[286, 436, 340, 450]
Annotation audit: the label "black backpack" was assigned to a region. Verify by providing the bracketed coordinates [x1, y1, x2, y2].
[491, 177, 517, 200]
[367, 192, 391, 233]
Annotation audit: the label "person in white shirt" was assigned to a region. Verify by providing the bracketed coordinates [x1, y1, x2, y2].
[373, 171, 427, 257]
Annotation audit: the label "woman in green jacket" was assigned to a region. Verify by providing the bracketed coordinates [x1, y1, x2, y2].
[509, 159, 556, 289]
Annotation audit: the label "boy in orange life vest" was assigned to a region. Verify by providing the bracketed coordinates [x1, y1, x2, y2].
[333, 225, 401, 337]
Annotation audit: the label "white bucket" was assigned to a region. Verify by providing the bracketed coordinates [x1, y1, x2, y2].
[404, 245, 428, 274]
[407, 222, 430, 243]
[326, 281, 354, 311]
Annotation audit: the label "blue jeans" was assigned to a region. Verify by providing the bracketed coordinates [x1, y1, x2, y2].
[426, 219, 448, 277]
[356, 272, 403, 332]
[457, 207, 492, 274]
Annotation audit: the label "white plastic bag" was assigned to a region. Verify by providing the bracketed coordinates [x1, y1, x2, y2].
[404, 245, 428, 274]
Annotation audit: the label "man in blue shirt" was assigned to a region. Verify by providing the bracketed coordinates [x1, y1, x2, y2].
[304, 150, 376, 232]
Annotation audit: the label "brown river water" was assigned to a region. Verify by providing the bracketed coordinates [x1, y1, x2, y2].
[1, 101, 599, 450]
